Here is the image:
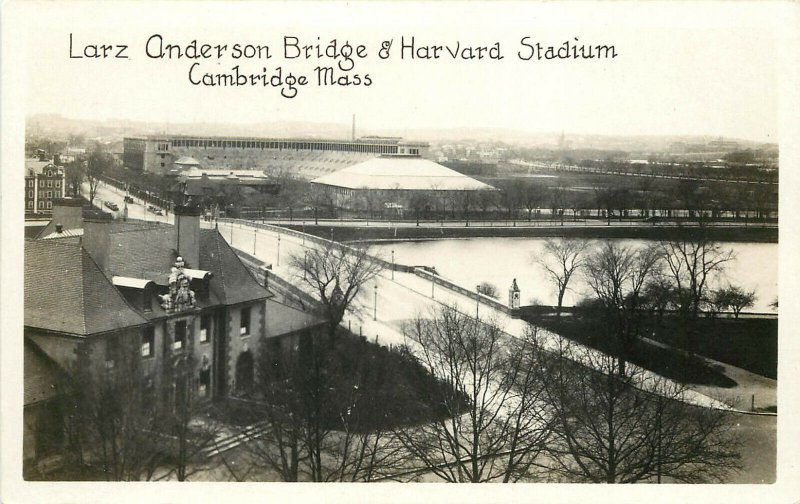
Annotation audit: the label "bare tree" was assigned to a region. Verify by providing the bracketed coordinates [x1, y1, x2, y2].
[86, 145, 112, 205]
[289, 242, 383, 347]
[538, 338, 742, 483]
[243, 332, 411, 482]
[395, 306, 552, 482]
[536, 238, 589, 316]
[477, 281, 500, 299]
[659, 232, 734, 349]
[65, 335, 164, 481]
[521, 182, 544, 222]
[583, 241, 663, 374]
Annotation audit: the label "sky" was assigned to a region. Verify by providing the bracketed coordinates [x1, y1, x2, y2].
[17, 1, 789, 143]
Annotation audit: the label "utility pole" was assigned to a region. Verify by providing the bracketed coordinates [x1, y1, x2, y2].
[373, 284, 377, 321]
[277, 235, 281, 267]
[391, 249, 395, 280]
[476, 284, 480, 319]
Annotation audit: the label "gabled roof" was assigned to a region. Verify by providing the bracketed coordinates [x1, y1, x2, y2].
[199, 229, 268, 305]
[311, 156, 495, 191]
[25, 240, 149, 336]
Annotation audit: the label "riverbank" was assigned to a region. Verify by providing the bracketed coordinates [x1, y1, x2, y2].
[282, 223, 778, 244]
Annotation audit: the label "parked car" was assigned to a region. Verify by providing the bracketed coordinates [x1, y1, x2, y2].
[124, 196, 134, 203]
[104, 201, 119, 211]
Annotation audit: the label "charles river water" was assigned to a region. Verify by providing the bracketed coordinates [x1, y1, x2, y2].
[372, 238, 777, 313]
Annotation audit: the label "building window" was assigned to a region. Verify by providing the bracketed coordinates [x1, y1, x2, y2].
[28, 191, 33, 198]
[55, 181, 61, 188]
[47, 201, 52, 209]
[141, 327, 155, 357]
[240, 307, 251, 336]
[174, 320, 187, 350]
[200, 315, 210, 343]
[27, 201, 33, 209]
[38, 201, 44, 209]
[161, 163, 165, 168]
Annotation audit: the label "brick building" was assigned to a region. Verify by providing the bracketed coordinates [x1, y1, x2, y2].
[23, 200, 326, 472]
[25, 161, 66, 214]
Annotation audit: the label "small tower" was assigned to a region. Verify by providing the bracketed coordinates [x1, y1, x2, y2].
[508, 278, 521, 310]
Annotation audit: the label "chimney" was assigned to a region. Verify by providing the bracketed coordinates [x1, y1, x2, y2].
[55, 224, 63, 234]
[174, 205, 201, 269]
[51, 198, 84, 232]
[82, 214, 113, 273]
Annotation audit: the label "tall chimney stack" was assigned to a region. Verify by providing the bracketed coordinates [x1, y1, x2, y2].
[82, 214, 113, 273]
[174, 205, 201, 269]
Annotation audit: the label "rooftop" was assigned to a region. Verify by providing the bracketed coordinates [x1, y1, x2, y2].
[25, 240, 149, 336]
[311, 156, 495, 191]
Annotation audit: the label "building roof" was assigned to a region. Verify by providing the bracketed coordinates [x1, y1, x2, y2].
[103, 224, 267, 308]
[25, 240, 149, 336]
[174, 156, 200, 166]
[41, 228, 84, 240]
[199, 229, 269, 305]
[25, 160, 61, 176]
[311, 156, 495, 191]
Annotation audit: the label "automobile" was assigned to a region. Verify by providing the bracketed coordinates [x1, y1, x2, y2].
[124, 196, 134, 203]
[104, 201, 119, 211]
[154, 209, 164, 216]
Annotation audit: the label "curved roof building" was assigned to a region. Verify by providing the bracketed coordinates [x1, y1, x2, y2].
[311, 155, 494, 191]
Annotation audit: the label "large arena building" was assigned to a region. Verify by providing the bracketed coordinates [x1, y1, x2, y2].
[123, 135, 430, 178]
[311, 155, 496, 215]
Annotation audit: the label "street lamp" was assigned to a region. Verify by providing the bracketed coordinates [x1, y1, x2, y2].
[373, 284, 378, 321]
[303, 250, 308, 280]
[253, 228, 257, 254]
[277, 235, 281, 267]
[431, 274, 435, 299]
[391, 249, 395, 280]
[476, 284, 480, 319]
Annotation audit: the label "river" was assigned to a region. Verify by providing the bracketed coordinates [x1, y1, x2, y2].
[372, 238, 778, 313]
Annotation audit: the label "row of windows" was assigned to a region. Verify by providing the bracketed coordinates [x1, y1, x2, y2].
[28, 190, 60, 199]
[28, 179, 62, 188]
[140, 315, 213, 358]
[28, 201, 53, 209]
[168, 138, 402, 154]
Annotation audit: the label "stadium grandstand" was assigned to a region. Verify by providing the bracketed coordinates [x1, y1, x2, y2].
[123, 134, 430, 178]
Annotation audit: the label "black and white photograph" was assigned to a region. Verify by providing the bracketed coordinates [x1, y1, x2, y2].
[1, 1, 799, 502]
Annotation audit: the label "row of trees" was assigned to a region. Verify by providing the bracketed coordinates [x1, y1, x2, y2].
[232, 305, 741, 483]
[535, 233, 757, 366]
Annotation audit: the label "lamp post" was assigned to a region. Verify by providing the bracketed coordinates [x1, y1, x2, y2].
[253, 228, 257, 254]
[391, 249, 395, 280]
[431, 274, 435, 299]
[277, 235, 281, 267]
[476, 284, 480, 319]
[373, 284, 377, 321]
[303, 250, 308, 280]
